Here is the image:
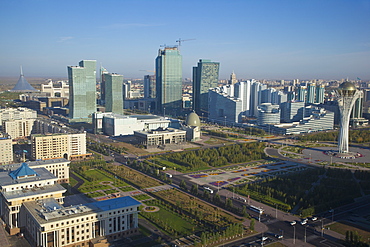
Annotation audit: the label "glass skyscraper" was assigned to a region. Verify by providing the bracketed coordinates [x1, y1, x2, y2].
[105, 73, 123, 114]
[192, 59, 220, 115]
[68, 60, 97, 120]
[155, 47, 182, 115]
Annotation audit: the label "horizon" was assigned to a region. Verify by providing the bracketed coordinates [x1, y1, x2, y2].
[1, 0, 370, 80]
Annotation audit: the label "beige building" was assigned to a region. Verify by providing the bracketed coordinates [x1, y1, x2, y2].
[0, 163, 66, 235]
[31, 132, 89, 161]
[0, 159, 140, 247]
[1, 158, 70, 184]
[0, 107, 37, 128]
[134, 128, 186, 148]
[0, 134, 13, 164]
[41, 80, 69, 98]
[3, 118, 36, 139]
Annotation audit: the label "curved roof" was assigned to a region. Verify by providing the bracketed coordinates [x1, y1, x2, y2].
[185, 112, 201, 127]
[338, 81, 356, 91]
[10, 71, 37, 92]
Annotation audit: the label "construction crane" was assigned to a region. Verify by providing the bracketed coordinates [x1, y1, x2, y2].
[176, 38, 195, 47]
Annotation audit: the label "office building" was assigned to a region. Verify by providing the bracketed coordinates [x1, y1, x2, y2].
[192, 59, 220, 115]
[0, 134, 12, 165]
[105, 73, 123, 114]
[31, 132, 88, 161]
[68, 60, 97, 121]
[281, 101, 305, 123]
[41, 80, 69, 98]
[208, 88, 243, 123]
[155, 46, 182, 115]
[234, 81, 251, 117]
[257, 103, 280, 125]
[100, 66, 109, 105]
[144, 75, 156, 99]
[135, 128, 187, 148]
[250, 80, 267, 117]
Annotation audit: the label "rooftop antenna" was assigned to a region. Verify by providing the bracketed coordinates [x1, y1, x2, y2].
[20, 66, 23, 76]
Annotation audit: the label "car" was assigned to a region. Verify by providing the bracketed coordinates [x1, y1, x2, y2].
[275, 234, 283, 239]
[311, 217, 317, 221]
[261, 236, 268, 241]
[301, 220, 307, 225]
[290, 220, 296, 225]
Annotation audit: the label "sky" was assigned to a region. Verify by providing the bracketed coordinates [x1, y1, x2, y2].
[1, 0, 370, 80]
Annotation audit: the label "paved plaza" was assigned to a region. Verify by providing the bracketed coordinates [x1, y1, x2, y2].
[185, 161, 310, 189]
[302, 146, 370, 164]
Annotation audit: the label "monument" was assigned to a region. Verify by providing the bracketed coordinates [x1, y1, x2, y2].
[334, 81, 362, 158]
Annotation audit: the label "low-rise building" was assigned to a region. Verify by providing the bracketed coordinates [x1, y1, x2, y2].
[134, 128, 186, 148]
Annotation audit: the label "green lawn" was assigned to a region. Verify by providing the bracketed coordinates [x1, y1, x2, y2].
[132, 194, 152, 201]
[69, 176, 78, 187]
[142, 201, 200, 236]
[328, 221, 370, 241]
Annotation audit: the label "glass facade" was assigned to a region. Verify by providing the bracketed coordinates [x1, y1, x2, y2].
[68, 60, 97, 119]
[156, 47, 182, 115]
[105, 73, 123, 114]
[192, 59, 220, 115]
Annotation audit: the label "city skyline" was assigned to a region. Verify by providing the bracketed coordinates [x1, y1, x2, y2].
[1, 0, 370, 80]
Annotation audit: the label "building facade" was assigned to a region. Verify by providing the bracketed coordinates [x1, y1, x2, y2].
[155, 47, 182, 115]
[144, 75, 156, 99]
[0, 108, 37, 129]
[257, 103, 280, 125]
[105, 73, 123, 114]
[3, 118, 36, 139]
[41, 80, 69, 98]
[68, 60, 97, 120]
[31, 132, 88, 161]
[208, 88, 243, 123]
[0, 134, 13, 165]
[192, 59, 220, 115]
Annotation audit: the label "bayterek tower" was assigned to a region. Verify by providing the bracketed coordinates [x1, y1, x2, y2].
[335, 81, 362, 158]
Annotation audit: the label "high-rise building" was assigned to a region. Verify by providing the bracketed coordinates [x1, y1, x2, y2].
[68, 60, 97, 120]
[229, 71, 237, 85]
[0, 134, 12, 165]
[105, 73, 123, 114]
[296, 86, 307, 102]
[250, 80, 267, 117]
[100, 65, 109, 105]
[234, 81, 251, 116]
[144, 75, 156, 99]
[257, 103, 280, 125]
[208, 87, 243, 123]
[192, 59, 220, 115]
[280, 101, 305, 123]
[307, 83, 316, 103]
[315, 84, 325, 104]
[3, 119, 36, 139]
[155, 46, 182, 115]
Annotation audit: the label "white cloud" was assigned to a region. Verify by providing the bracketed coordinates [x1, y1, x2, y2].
[58, 37, 74, 42]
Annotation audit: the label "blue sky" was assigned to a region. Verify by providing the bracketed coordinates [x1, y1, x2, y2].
[1, 0, 370, 80]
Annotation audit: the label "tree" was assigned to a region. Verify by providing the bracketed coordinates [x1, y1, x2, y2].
[250, 219, 255, 231]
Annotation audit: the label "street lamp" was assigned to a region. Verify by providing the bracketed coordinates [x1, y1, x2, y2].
[304, 225, 307, 242]
[293, 225, 296, 244]
[224, 115, 227, 126]
[163, 107, 166, 117]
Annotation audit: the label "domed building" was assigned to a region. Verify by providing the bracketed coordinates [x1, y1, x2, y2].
[183, 111, 201, 141]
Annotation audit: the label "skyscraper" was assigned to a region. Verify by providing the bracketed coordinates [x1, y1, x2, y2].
[315, 84, 325, 104]
[234, 81, 251, 116]
[296, 85, 307, 102]
[100, 65, 109, 105]
[68, 60, 97, 120]
[105, 73, 123, 114]
[155, 46, 182, 115]
[192, 59, 220, 115]
[144, 75, 156, 99]
[307, 83, 316, 103]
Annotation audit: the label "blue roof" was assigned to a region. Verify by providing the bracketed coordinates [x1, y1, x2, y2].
[9, 163, 39, 180]
[10, 72, 37, 92]
[89, 196, 141, 211]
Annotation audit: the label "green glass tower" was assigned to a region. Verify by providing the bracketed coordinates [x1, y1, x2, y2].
[68, 60, 97, 120]
[192, 59, 220, 115]
[105, 73, 123, 114]
[155, 46, 182, 116]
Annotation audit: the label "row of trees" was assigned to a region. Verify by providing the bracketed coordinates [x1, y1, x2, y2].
[199, 223, 244, 246]
[158, 142, 267, 171]
[297, 128, 370, 143]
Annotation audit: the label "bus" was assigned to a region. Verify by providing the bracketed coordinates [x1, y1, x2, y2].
[249, 205, 264, 214]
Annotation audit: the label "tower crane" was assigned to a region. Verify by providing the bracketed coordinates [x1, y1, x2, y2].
[176, 38, 195, 47]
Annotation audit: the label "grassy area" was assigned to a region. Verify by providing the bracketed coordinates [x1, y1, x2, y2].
[328, 221, 370, 241]
[119, 186, 136, 192]
[204, 137, 231, 145]
[142, 201, 200, 236]
[86, 191, 106, 198]
[69, 176, 78, 187]
[266, 242, 287, 247]
[132, 194, 152, 201]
